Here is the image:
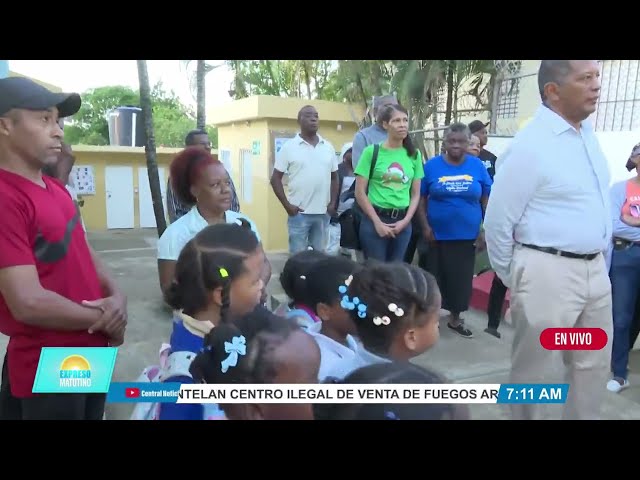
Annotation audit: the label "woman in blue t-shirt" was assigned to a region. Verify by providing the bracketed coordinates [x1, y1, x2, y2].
[418, 122, 492, 339]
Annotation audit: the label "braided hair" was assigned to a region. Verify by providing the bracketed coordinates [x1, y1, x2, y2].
[164, 221, 259, 323]
[279, 249, 328, 306]
[190, 305, 300, 385]
[340, 261, 440, 355]
[317, 362, 470, 420]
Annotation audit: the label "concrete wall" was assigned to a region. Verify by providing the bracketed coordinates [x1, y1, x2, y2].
[486, 130, 640, 185]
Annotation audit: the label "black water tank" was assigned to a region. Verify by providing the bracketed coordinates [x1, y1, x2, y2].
[107, 106, 146, 147]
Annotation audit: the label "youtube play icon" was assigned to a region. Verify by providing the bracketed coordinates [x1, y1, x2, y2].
[126, 387, 140, 398]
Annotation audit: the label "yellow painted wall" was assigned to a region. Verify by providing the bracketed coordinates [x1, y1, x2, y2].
[71, 146, 188, 231]
[216, 120, 270, 245]
[209, 95, 365, 125]
[217, 116, 359, 252]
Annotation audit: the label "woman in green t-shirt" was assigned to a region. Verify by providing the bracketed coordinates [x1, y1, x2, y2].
[353, 104, 424, 262]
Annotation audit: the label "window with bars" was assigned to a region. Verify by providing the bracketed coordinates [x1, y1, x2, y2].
[594, 60, 640, 132]
[496, 72, 521, 118]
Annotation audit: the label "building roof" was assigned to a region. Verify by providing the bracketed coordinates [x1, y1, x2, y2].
[209, 95, 365, 126]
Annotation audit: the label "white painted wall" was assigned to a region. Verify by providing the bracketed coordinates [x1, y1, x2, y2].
[596, 130, 640, 184]
[486, 130, 640, 185]
[485, 136, 513, 159]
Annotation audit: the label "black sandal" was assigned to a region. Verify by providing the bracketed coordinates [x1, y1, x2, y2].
[448, 323, 473, 338]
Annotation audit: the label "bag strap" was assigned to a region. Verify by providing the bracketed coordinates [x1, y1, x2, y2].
[366, 143, 380, 194]
[334, 163, 346, 210]
[346, 143, 380, 196]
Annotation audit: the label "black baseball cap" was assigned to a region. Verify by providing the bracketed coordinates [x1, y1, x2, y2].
[468, 120, 490, 134]
[0, 77, 81, 118]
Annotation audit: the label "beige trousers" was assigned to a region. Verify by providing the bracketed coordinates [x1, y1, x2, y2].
[509, 245, 613, 420]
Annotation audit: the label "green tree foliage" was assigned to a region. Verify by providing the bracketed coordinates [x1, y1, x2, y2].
[227, 59, 499, 128]
[63, 83, 218, 148]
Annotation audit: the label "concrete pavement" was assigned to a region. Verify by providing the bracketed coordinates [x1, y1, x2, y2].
[2, 228, 640, 420]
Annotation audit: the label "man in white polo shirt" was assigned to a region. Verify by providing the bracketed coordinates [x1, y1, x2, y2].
[271, 105, 339, 253]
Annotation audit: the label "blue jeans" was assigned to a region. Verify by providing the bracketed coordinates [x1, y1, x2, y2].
[610, 243, 640, 379]
[359, 214, 412, 262]
[288, 213, 329, 254]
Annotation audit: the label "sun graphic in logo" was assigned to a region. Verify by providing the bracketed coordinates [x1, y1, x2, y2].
[59, 355, 92, 387]
[60, 355, 91, 372]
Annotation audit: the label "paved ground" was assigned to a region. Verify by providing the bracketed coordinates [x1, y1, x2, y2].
[2, 228, 640, 420]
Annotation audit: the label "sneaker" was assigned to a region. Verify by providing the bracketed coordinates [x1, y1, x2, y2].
[606, 378, 630, 393]
[448, 323, 473, 338]
[484, 327, 501, 339]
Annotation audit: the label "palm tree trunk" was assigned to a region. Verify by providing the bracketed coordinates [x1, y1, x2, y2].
[196, 60, 206, 130]
[489, 70, 502, 134]
[444, 61, 455, 125]
[302, 61, 312, 99]
[432, 89, 441, 155]
[370, 61, 384, 96]
[136, 60, 167, 237]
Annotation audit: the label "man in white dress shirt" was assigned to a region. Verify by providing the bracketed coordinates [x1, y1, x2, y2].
[484, 60, 612, 420]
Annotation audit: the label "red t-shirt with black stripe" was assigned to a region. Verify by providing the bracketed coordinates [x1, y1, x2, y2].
[0, 169, 108, 398]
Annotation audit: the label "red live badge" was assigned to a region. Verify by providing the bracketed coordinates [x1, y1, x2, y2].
[540, 328, 608, 350]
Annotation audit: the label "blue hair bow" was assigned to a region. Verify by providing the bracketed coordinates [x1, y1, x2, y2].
[221, 335, 247, 373]
[339, 279, 367, 319]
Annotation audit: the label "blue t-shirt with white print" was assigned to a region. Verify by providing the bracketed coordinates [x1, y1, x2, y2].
[421, 154, 492, 241]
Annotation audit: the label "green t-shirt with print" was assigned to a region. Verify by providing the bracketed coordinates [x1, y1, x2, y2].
[354, 143, 424, 209]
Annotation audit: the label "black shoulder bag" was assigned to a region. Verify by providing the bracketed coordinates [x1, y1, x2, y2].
[339, 144, 379, 250]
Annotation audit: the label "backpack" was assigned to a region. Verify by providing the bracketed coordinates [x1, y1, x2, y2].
[130, 343, 225, 420]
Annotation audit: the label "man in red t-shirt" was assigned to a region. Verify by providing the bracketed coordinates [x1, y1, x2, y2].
[0, 77, 127, 420]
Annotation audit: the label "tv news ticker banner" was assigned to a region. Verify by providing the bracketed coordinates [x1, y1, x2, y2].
[36, 323, 605, 403]
[105, 382, 569, 404]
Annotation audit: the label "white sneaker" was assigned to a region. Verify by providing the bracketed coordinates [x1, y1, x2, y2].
[606, 378, 630, 393]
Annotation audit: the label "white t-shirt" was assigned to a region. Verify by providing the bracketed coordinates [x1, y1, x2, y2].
[274, 133, 338, 215]
[157, 206, 261, 261]
[306, 322, 360, 381]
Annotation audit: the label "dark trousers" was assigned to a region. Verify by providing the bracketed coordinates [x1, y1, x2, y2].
[425, 240, 476, 314]
[359, 214, 412, 263]
[404, 216, 425, 264]
[487, 274, 508, 329]
[631, 294, 640, 350]
[0, 352, 105, 420]
[405, 234, 429, 270]
[610, 245, 640, 380]
[405, 229, 419, 263]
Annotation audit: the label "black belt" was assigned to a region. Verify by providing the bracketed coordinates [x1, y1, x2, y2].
[613, 237, 640, 249]
[521, 243, 600, 260]
[373, 206, 407, 220]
